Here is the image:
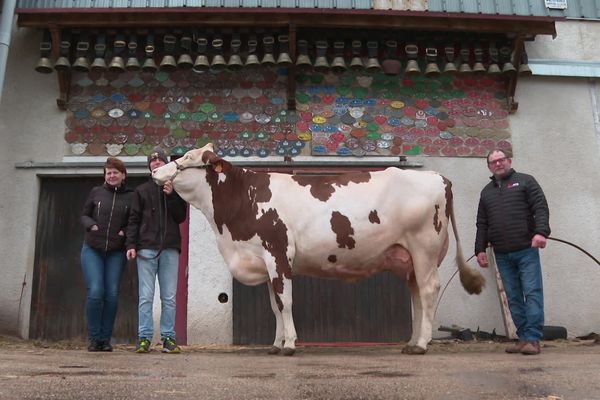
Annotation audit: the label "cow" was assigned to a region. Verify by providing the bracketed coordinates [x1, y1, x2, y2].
[153, 143, 485, 355]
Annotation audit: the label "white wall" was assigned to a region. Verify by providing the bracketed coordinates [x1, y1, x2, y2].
[2, 20, 600, 342]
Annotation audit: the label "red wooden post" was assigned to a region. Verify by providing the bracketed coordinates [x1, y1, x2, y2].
[176, 205, 189, 345]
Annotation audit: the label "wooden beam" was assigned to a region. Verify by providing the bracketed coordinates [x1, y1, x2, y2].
[16, 9, 558, 37]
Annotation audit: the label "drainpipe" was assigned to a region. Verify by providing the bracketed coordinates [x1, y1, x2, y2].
[0, 0, 18, 103]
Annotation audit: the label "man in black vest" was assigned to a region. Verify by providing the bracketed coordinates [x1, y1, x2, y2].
[475, 149, 550, 355]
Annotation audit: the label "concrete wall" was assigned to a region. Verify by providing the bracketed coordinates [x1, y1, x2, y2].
[2, 20, 599, 342]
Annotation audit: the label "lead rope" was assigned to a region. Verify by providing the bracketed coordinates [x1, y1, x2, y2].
[435, 237, 600, 317]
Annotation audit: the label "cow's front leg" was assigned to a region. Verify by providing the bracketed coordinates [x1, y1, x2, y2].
[266, 281, 284, 354]
[265, 256, 297, 356]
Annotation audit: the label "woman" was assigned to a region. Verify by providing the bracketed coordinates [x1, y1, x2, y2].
[80, 157, 133, 351]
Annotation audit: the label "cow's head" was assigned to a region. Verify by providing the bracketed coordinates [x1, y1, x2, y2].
[152, 143, 230, 186]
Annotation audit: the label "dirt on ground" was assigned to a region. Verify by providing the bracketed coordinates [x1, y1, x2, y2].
[1, 335, 599, 400]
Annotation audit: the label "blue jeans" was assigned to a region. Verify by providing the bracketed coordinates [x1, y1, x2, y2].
[495, 247, 544, 342]
[80, 241, 126, 342]
[136, 248, 179, 340]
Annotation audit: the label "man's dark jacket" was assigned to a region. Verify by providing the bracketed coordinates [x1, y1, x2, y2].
[81, 183, 134, 252]
[126, 178, 187, 252]
[475, 168, 550, 254]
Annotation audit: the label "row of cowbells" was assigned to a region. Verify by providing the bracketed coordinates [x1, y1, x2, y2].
[35, 53, 532, 76]
[35, 50, 296, 74]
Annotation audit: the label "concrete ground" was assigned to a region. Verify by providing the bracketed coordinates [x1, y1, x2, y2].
[0, 336, 599, 400]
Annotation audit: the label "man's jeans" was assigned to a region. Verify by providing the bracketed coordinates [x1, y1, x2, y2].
[495, 247, 544, 342]
[136, 248, 179, 340]
[80, 241, 126, 341]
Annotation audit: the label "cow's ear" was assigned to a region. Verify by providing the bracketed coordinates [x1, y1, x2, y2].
[213, 159, 231, 174]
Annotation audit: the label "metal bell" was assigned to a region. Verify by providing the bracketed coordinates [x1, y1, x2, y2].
[487, 63, 501, 75]
[404, 44, 420, 76]
[350, 57, 364, 70]
[142, 57, 158, 72]
[313, 41, 329, 73]
[404, 59, 420, 76]
[192, 55, 210, 72]
[227, 54, 243, 70]
[277, 52, 293, 66]
[349, 40, 364, 71]
[35, 31, 53, 74]
[331, 41, 347, 74]
[159, 55, 176, 71]
[424, 61, 440, 77]
[458, 61, 472, 74]
[295, 39, 312, 69]
[54, 56, 71, 72]
[108, 33, 127, 73]
[35, 57, 54, 74]
[73, 56, 90, 72]
[125, 34, 140, 71]
[424, 46, 440, 77]
[211, 54, 226, 70]
[142, 33, 157, 72]
[177, 34, 193, 69]
[245, 54, 260, 68]
[177, 53, 193, 69]
[519, 63, 532, 76]
[211, 38, 226, 70]
[193, 37, 210, 72]
[366, 41, 381, 72]
[276, 35, 293, 67]
[458, 45, 471, 74]
[472, 45, 485, 75]
[126, 56, 141, 71]
[499, 45, 516, 76]
[261, 36, 276, 66]
[365, 57, 381, 72]
[502, 62, 517, 75]
[109, 56, 125, 72]
[382, 40, 401, 76]
[472, 61, 485, 74]
[261, 53, 276, 66]
[91, 57, 107, 71]
[442, 61, 457, 74]
[72, 34, 90, 72]
[519, 49, 532, 76]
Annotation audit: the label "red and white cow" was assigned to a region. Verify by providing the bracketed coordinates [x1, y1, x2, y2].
[153, 143, 485, 355]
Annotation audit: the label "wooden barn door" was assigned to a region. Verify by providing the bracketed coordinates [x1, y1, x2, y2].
[29, 176, 145, 342]
[233, 273, 412, 344]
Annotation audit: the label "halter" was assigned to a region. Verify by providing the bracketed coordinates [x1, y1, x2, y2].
[167, 158, 208, 182]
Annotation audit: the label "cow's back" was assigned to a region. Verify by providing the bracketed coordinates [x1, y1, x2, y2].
[264, 168, 449, 279]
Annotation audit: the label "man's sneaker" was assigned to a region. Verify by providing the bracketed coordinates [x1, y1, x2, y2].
[505, 341, 527, 354]
[161, 337, 181, 354]
[87, 339, 101, 352]
[135, 337, 151, 353]
[521, 341, 541, 355]
[98, 340, 113, 352]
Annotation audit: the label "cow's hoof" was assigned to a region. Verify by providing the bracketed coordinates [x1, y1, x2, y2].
[268, 346, 281, 355]
[282, 347, 296, 356]
[401, 345, 427, 355]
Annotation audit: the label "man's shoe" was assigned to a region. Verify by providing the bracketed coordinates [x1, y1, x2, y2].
[135, 337, 151, 353]
[98, 340, 113, 352]
[162, 337, 181, 354]
[87, 339, 101, 352]
[521, 341, 541, 355]
[505, 341, 527, 354]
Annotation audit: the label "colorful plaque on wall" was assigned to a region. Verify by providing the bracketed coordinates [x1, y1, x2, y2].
[65, 68, 511, 158]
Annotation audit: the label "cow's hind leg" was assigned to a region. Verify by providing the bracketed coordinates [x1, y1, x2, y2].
[402, 277, 427, 355]
[266, 281, 284, 355]
[402, 250, 440, 355]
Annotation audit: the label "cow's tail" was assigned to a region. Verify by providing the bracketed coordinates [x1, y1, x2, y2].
[448, 184, 486, 295]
